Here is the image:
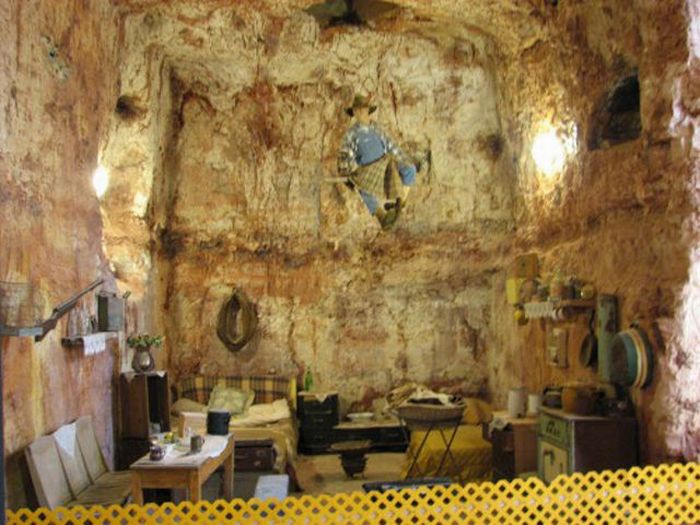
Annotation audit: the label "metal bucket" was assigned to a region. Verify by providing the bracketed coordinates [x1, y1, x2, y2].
[207, 410, 231, 435]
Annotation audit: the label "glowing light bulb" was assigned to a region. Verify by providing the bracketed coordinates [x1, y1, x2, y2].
[92, 165, 109, 198]
[532, 130, 566, 176]
[133, 192, 148, 216]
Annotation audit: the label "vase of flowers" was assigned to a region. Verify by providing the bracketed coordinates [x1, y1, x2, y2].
[127, 334, 164, 373]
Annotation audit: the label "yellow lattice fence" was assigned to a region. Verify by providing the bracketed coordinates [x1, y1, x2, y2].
[8, 463, 700, 524]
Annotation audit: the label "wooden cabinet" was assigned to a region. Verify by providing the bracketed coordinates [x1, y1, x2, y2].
[483, 415, 538, 481]
[117, 372, 171, 469]
[297, 392, 407, 453]
[297, 392, 339, 454]
[540, 440, 569, 481]
[537, 408, 637, 483]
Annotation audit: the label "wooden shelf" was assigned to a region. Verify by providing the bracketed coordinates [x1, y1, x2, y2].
[0, 325, 44, 338]
[558, 299, 595, 309]
[61, 332, 118, 348]
[523, 299, 595, 320]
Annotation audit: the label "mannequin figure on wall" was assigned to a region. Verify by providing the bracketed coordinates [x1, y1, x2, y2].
[337, 94, 418, 229]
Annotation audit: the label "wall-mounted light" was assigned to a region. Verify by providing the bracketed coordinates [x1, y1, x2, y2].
[531, 129, 566, 177]
[132, 192, 148, 217]
[92, 165, 109, 198]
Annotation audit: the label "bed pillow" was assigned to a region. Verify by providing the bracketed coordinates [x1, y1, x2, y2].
[207, 385, 255, 415]
[229, 399, 291, 427]
[171, 397, 207, 416]
[461, 398, 492, 425]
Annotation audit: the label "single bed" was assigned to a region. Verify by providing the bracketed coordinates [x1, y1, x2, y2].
[171, 375, 298, 474]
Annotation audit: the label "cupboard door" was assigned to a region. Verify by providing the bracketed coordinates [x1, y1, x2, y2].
[539, 413, 569, 448]
[119, 373, 171, 439]
[540, 441, 569, 483]
[120, 374, 149, 438]
[146, 374, 171, 433]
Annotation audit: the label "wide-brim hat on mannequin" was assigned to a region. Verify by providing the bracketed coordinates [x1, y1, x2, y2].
[346, 94, 377, 116]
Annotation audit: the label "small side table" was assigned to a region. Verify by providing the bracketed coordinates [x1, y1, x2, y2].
[333, 417, 407, 452]
[130, 433, 234, 504]
[330, 440, 371, 478]
[481, 412, 537, 480]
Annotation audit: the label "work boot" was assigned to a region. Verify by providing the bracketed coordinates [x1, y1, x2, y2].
[379, 206, 400, 230]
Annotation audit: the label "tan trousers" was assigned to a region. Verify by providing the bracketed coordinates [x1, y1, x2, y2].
[350, 155, 406, 204]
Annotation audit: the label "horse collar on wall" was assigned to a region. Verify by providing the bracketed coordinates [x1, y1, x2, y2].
[216, 287, 258, 352]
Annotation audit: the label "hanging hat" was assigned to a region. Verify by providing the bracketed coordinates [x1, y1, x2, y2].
[346, 94, 377, 116]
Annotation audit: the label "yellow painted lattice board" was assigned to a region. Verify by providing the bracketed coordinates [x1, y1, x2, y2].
[8, 462, 700, 524]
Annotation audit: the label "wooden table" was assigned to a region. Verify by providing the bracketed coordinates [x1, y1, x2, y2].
[333, 417, 407, 452]
[130, 434, 234, 504]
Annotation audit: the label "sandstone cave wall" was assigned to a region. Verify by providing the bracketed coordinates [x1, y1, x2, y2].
[150, 16, 515, 411]
[98, 1, 700, 464]
[487, 1, 692, 463]
[0, 1, 122, 508]
[660, 0, 700, 463]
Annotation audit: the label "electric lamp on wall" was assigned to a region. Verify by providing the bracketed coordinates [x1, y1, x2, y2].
[92, 165, 109, 198]
[531, 124, 575, 177]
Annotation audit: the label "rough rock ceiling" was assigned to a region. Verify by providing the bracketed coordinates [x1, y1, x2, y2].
[111, 0, 549, 56]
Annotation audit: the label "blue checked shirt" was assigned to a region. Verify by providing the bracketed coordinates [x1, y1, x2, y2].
[337, 122, 416, 185]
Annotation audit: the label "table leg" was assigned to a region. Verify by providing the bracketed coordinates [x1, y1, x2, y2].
[223, 448, 234, 500]
[188, 472, 202, 502]
[131, 474, 143, 505]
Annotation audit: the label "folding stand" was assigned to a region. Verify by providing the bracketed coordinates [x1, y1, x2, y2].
[401, 416, 463, 479]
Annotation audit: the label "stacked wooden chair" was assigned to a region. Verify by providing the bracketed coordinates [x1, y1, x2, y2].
[25, 416, 131, 508]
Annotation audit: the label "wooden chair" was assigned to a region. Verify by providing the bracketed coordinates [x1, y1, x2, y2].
[51, 422, 131, 506]
[25, 436, 74, 509]
[75, 416, 132, 488]
[25, 421, 131, 509]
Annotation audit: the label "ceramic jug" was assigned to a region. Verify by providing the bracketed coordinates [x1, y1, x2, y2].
[507, 387, 527, 418]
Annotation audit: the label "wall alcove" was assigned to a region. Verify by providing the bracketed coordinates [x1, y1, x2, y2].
[588, 74, 642, 150]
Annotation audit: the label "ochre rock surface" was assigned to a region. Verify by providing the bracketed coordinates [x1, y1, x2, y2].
[4, 4, 700, 511]
[489, 1, 693, 464]
[98, 1, 699, 464]
[1, 0, 121, 509]
[101, 3, 514, 412]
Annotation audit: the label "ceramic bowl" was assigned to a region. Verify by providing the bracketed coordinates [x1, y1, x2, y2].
[347, 412, 374, 422]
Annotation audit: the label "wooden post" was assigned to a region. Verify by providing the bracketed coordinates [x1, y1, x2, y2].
[1, 337, 5, 525]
